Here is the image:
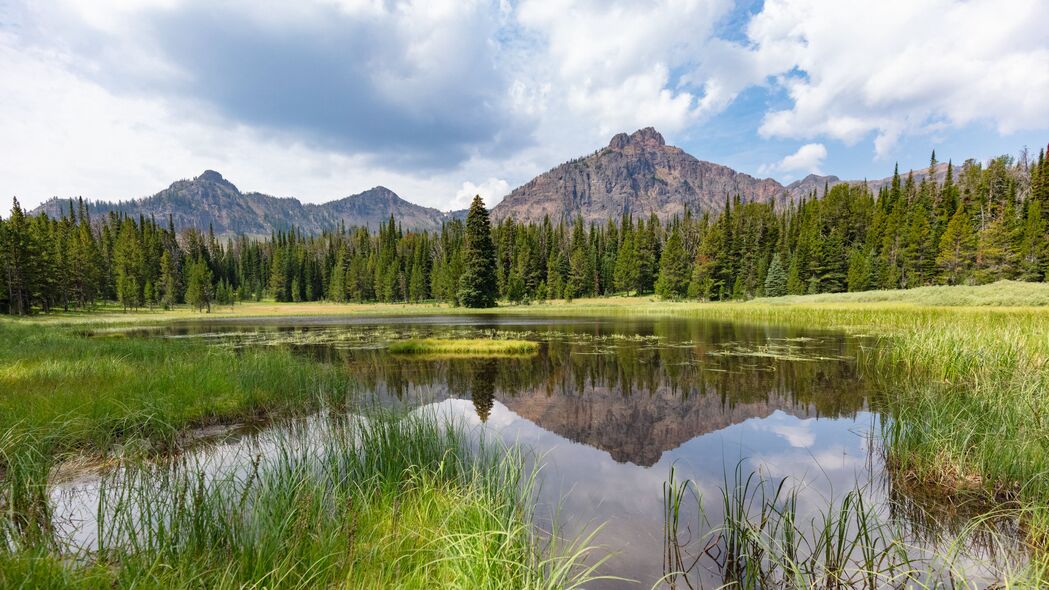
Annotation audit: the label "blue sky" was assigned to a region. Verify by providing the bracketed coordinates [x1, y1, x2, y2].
[2, 0, 1047, 211]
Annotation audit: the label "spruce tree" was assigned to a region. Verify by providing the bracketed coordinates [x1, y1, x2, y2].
[2, 198, 37, 315]
[613, 230, 638, 293]
[655, 226, 689, 299]
[185, 258, 213, 312]
[457, 196, 498, 308]
[936, 205, 977, 285]
[763, 253, 788, 297]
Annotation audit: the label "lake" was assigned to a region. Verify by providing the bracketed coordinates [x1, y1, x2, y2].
[51, 315, 1018, 588]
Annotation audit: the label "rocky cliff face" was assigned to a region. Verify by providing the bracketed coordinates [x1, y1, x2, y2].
[491, 128, 957, 224]
[492, 128, 792, 224]
[33, 171, 450, 236]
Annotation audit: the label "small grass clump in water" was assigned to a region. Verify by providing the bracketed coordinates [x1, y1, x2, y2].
[389, 338, 539, 356]
[2, 411, 605, 589]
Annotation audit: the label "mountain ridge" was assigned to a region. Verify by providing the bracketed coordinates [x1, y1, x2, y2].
[34, 170, 455, 236]
[490, 127, 952, 224]
[31, 129, 953, 233]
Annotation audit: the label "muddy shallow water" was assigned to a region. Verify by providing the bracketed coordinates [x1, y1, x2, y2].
[53, 315, 1023, 587]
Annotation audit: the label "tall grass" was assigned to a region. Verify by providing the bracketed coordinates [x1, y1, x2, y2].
[662, 466, 1041, 589]
[0, 320, 350, 553]
[3, 410, 607, 589]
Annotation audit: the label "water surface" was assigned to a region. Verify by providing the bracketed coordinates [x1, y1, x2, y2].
[54, 315, 1014, 587]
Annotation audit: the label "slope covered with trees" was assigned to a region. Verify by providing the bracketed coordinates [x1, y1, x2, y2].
[2, 148, 1047, 314]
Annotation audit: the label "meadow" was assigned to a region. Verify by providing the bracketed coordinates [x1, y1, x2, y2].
[2, 279, 1049, 586]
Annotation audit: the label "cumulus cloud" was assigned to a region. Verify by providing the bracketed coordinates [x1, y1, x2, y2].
[454, 178, 511, 210]
[3, 0, 1048, 209]
[515, 0, 735, 136]
[747, 0, 1049, 157]
[15, 0, 532, 169]
[759, 143, 828, 176]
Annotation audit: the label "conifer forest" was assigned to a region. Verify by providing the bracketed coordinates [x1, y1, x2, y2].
[3, 150, 1047, 315]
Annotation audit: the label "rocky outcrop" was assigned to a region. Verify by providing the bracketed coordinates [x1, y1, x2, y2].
[491, 127, 792, 224]
[491, 128, 958, 224]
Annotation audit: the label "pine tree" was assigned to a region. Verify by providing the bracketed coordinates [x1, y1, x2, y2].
[763, 253, 788, 297]
[613, 230, 638, 293]
[635, 217, 658, 293]
[655, 225, 689, 299]
[185, 258, 213, 312]
[457, 196, 498, 308]
[1019, 200, 1046, 281]
[2, 198, 38, 315]
[936, 205, 977, 285]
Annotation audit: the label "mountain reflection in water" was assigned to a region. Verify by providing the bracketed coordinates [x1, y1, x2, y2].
[108, 316, 884, 587]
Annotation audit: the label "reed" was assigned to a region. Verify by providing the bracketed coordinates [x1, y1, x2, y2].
[661, 465, 1043, 589]
[3, 410, 607, 589]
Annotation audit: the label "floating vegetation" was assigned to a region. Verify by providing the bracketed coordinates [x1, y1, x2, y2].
[708, 342, 848, 362]
[389, 338, 540, 356]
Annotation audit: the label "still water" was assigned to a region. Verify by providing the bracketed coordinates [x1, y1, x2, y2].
[51, 315, 1013, 587]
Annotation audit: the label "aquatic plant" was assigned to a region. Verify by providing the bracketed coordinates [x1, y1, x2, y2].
[3, 410, 609, 589]
[389, 338, 540, 356]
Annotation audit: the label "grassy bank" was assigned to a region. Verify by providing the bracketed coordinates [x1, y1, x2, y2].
[2, 412, 601, 589]
[389, 338, 540, 356]
[0, 321, 347, 460]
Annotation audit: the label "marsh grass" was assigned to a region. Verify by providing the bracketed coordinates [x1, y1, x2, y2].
[389, 338, 540, 356]
[0, 320, 349, 544]
[662, 466, 1041, 589]
[3, 411, 608, 589]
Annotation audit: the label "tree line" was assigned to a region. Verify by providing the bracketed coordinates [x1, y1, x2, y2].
[2, 148, 1048, 315]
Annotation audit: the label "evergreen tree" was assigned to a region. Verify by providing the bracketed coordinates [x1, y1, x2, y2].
[655, 225, 689, 299]
[2, 199, 38, 315]
[457, 196, 498, 308]
[937, 205, 977, 285]
[763, 253, 788, 297]
[1019, 200, 1046, 281]
[185, 258, 213, 312]
[613, 231, 638, 293]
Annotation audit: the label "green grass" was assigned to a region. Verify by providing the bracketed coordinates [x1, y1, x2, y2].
[389, 338, 540, 356]
[752, 280, 1049, 307]
[1, 411, 606, 589]
[663, 465, 1042, 589]
[0, 321, 347, 458]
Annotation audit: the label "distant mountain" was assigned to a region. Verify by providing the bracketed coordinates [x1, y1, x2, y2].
[491, 127, 954, 224]
[33, 170, 451, 236]
[31, 131, 960, 234]
[492, 128, 793, 224]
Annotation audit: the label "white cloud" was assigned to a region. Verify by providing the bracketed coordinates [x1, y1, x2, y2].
[0, 33, 514, 211]
[3, 0, 1049, 211]
[454, 178, 511, 210]
[759, 143, 827, 176]
[746, 0, 1049, 157]
[515, 0, 733, 137]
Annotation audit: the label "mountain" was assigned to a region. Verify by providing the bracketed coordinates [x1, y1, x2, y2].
[33, 170, 450, 236]
[31, 130, 959, 234]
[492, 128, 794, 224]
[490, 127, 954, 224]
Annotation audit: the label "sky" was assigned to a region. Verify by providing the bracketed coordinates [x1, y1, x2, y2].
[2, 0, 1048, 212]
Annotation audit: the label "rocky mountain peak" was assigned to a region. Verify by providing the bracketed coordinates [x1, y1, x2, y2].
[197, 170, 227, 183]
[608, 127, 666, 151]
